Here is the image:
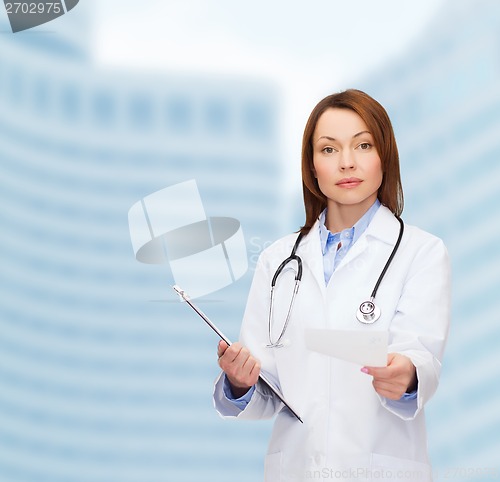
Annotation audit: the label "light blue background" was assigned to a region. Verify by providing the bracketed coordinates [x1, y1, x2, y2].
[1, 1, 499, 481]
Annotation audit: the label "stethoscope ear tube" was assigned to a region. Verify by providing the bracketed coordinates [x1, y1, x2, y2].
[270, 233, 304, 287]
[271, 254, 301, 287]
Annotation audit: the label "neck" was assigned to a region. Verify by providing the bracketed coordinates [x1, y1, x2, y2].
[325, 200, 375, 233]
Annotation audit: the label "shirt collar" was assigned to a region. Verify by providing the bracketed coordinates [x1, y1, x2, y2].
[318, 199, 381, 255]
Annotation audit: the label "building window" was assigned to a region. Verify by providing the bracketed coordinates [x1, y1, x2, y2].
[242, 101, 273, 141]
[8, 67, 24, 106]
[60, 83, 80, 121]
[204, 98, 230, 136]
[32, 76, 50, 115]
[165, 97, 192, 134]
[92, 90, 115, 126]
[130, 94, 153, 129]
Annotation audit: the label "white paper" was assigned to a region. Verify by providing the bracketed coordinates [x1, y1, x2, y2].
[305, 329, 388, 367]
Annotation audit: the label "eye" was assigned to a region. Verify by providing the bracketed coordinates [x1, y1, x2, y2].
[322, 146, 335, 154]
[358, 142, 372, 150]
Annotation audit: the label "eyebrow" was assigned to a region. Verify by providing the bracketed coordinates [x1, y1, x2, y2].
[315, 131, 372, 143]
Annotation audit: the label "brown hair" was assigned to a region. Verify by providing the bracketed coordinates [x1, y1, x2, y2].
[300, 89, 403, 234]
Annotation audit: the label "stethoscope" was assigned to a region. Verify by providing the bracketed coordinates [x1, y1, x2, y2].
[267, 216, 404, 348]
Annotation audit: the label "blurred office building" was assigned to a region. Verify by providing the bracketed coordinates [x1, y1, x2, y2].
[357, 0, 500, 474]
[0, 11, 280, 482]
[2, 0, 500, 480]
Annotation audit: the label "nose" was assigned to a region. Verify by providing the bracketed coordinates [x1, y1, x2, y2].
[339, 149, 355, 170]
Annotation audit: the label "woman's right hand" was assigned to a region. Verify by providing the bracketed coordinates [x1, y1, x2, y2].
[217, 340, 261, 399]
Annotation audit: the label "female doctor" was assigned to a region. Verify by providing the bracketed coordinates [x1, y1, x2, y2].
[214, 89, 451, 481]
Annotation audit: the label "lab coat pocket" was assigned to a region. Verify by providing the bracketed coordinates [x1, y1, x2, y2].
[371, 453, 432, 481]
[264, 451, 282, 481]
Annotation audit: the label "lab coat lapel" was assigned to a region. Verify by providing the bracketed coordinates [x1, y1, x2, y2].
[364, 204, 402, 244]
[332, 205, 401, 272]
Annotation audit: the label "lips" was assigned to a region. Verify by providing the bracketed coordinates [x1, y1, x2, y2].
[336, 177, 362, 188]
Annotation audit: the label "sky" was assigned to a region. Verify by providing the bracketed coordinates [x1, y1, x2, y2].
[92, 0, 447, 190]
[93, 0, 445, 84]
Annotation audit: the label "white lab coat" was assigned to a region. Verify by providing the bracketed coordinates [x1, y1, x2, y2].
[214, 206, 451, 482]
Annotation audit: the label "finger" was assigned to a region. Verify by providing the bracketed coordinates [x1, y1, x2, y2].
[373, 386, 403, 400]
[242, 354, 261, 377]
[232, 346, 253, 371]
[247, 361, 261, 385]
[226, 356, 259, 389]
[225, 348, 260, 387]
[372, 382, 400, 399]
[219, 344, 252, 376]
[372, 378, 405, 392]
[237, 358, 257, 383]
[386, 352, 398, 365]
[217, 340, 229, 358]
[376, 354, 416, 387]
[222, 342, 244, 364]
[361, 365, 391, 380]
[361, 353, 401, 379]
[240, 358, 261, 386]
[372, 379, 407, 399]
[218, 343, 240, 370]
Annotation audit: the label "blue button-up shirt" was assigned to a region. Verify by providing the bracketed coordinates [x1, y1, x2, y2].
[319, 199, 380, 285]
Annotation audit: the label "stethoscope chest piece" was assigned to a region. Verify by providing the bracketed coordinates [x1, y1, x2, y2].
[356, 299, 381, 324]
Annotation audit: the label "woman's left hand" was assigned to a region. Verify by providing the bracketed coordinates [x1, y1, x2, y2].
[361, 353, 417, 400]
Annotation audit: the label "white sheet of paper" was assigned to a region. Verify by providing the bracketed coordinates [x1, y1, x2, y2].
[305, 329, 388, 367]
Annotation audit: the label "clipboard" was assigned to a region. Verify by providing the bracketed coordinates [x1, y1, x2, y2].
[172, 285, 303, 423]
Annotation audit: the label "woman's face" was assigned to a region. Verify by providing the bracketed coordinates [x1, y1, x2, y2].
[312, 107, 383, 214]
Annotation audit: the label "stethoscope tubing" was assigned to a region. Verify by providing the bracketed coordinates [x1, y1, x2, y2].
[268, 234, 303, 347]
[369, 216, 404, 300]
[268, 215, 404, 345]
